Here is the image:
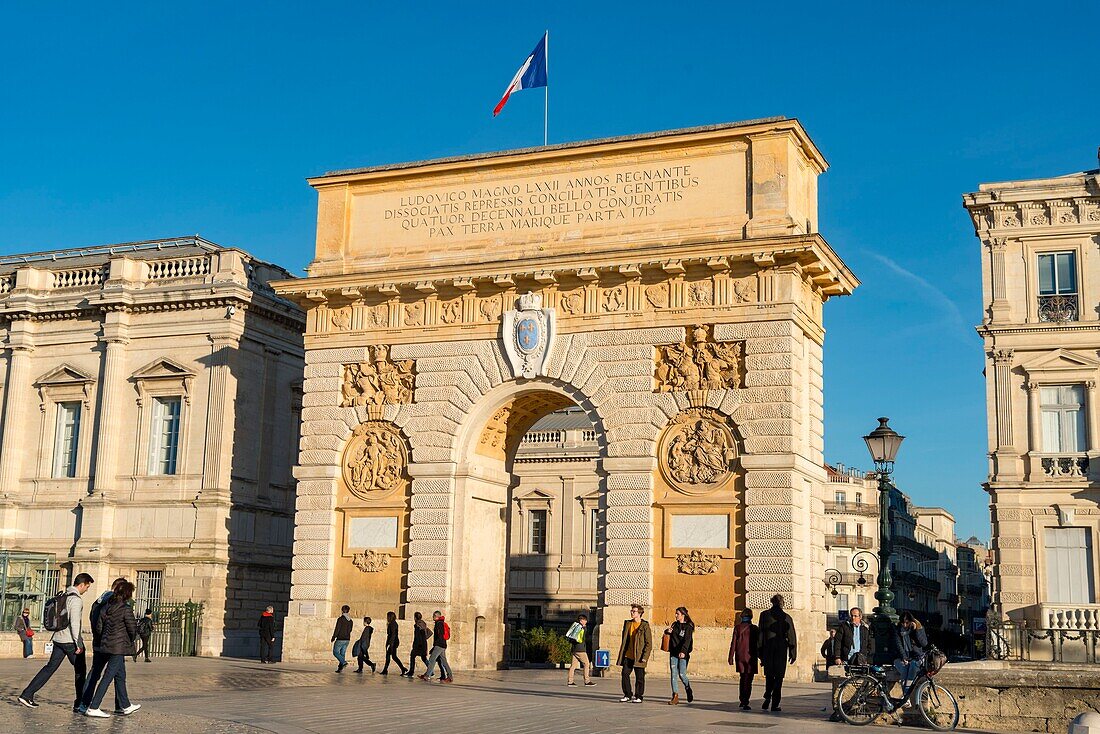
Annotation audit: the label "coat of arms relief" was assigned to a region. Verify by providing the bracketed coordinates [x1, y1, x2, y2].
[502, 292, 557, 379]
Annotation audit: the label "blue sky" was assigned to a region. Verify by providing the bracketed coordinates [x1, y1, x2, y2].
[3, 3, 1098, 540]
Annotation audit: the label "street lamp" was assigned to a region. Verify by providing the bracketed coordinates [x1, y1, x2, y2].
[863, 416, 904, 663]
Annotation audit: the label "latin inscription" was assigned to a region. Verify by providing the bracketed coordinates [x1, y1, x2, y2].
[383, 164, 701, 239]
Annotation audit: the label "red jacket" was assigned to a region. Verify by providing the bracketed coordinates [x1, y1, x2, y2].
[729, 621, 759, 674]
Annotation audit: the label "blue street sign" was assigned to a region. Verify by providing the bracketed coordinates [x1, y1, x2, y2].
[594, 649, 611, 668]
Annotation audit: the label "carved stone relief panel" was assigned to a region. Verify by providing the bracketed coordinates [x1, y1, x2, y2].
[340, 346, 415, 406]
[341, 420, 408, 500]
[658, 407, 739, 494]
[676, 549, 721, 575]
[654, 324, 744, 392]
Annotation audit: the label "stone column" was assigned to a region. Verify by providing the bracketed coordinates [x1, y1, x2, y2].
[202, 335, 234, 493]
[0, 329, 33, 493]
[1026, 381, 1042, 480]
[91, 316, 129, 494]
[992, 350, 1015, 449]
[987, 238, 1011, 322]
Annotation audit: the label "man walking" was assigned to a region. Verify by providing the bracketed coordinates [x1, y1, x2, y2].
[133, 610, 154, 663]
[331, 605, 353, 672]
[616, 603, 652, 703]
[565, 613, 595, 687]
[258, 606, 277, 664]
[355, 616, 376, 673]
[420, 610, 453, 683]
[18, 572, 94, 710]
[757, 594, 797, 713]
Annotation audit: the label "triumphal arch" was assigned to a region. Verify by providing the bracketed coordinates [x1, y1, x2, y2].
[273, 118, 857, 679]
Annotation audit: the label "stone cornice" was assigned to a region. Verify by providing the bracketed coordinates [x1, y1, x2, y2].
[963, 195, 1100, 236]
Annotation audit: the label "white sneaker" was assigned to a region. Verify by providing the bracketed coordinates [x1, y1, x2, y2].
[85, 708, 111, 718]
[119, 704, 141, 715]
[619, 696, 632, 702]
[631, 697, 643, 703]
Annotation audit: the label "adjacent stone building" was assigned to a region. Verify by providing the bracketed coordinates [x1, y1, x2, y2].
[0, 237, 304, 657]
[965, 160, 1100, 630]
[273, 119, 859, 680]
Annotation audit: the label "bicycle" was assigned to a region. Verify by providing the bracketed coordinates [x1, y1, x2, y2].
[835, 645, 959, 730]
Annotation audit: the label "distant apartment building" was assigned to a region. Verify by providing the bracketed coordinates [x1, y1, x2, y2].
[823, 463, 880, 622]
[956, 537, 992, 637]
[965, 159, 1100, 630]
[0, 237, 304, 657]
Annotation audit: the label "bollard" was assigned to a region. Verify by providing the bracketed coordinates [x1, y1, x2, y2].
[1070, 712, 1100, 734]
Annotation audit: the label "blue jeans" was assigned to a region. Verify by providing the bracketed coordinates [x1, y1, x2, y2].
[670, 656, 691, 694]
[22, 636, 33, 657]
[424, 646, 452, 679]
[332, 640, 349, 665]
[895, 659, 921, 694]
[87, 654, 131, 711]
[20, 641, 86, 707]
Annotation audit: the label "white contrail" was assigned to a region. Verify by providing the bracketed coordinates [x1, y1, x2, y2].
[865, 252, 970, 343]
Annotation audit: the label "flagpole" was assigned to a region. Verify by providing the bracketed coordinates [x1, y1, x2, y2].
[543, 30, 549, 146]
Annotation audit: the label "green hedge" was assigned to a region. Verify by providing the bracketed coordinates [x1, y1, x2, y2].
[521, 627, 573, 665]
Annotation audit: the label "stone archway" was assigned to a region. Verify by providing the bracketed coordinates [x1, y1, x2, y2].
[275, 119, 858, 680]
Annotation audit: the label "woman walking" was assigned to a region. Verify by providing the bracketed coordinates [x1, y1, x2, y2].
[404, 611, 430, 678]
[665, 606, 695, 705]
[14, 607, 34, 658]
[84, 580, 140, 718]
[380, 611, 407, 675]
[729, 609, 760, 710]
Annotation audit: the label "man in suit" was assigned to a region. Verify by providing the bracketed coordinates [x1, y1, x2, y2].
[835, 607, 875, 666]
[757, 594, 797, 713]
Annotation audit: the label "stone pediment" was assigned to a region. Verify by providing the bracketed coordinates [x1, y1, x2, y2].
[1020, 349, 1100, 377]
[131, 357, 196, 380]
[515, 488, 555, 513]
[34, 364, 95, 387]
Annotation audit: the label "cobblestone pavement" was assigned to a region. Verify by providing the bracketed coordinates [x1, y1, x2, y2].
[2, 656, 996, 733]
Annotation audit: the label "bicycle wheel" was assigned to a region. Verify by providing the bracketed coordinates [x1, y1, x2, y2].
[836, 675, 888, 726]
[915, 679, 960, 731]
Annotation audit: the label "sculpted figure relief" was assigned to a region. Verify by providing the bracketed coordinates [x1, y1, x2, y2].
[352, 549, 390, 573]
[659, 407, 738, 493]
[341, 345, 415, 407]
[655, 324, 744, 392]
[677, 549, 720, 575]
[342, 421, 407, 499]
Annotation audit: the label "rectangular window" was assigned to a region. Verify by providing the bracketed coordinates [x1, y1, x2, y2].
[835, 490, 846, 504]
[135, 570, 163, 617]
[835, 522, 847, 537]
[52, 401, 81, 478]
[588, 507, 600, 554]
[148, 396, 182, 475]
[856, 523, 864, 539]
[857, 594, 866, 611]
[528, 509, 548, 554]
[1040, 385, 1086, 452]
[837, 593, 849, 613]
[1045, 528, 1095, 604]
[855, 492, 863, 504]
[836, 555, 849, 573]
[1038, 252, 1078, 322]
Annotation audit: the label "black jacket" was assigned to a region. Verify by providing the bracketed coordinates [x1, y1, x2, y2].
[412, 621, 430, 656]
[893, 624, 928, 663]
[332, 615, 353, 642]
[667, 621, 694, 658]
[836, 622, 875, 663]
[258, 612, 276, 639]
[758, 607, 797, 669]
[357, 625, 373, 652]
[386, 619, 400, 650]
[821, 634, 841, 662]
[99, 597, 138, 656]
[432, 619, 448, 649]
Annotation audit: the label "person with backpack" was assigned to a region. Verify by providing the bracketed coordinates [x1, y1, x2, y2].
[258, 606, 277, 664]
[380, 610, 407, 675]
[15, 607, 35, 658]
[80, 577, 129, 713]
[565, 613, 595, 687]
[355, 616, 376, 673]
[133, 610, 154, 663]
[665, 606, 695, 705]
[419, 610, 452, 682]
[331, 605, 353, 672]
[404, 611, 430, 678]
[83, 580, 140, 718]
[18, 572, 94, 710]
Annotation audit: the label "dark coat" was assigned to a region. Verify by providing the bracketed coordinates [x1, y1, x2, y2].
[893, 623, 929, 663]
[667, 621, 694, 659]
[837, 621, 875, 663]
[821, 634, 841, 663]
[432, 618, 448, 649]
[616, 620, 653, 667]
[386, 619, 400, 651]
[412, 621, 430, 656]
[729, 621, 759, 674]
[258, 612, 276, 640]
[357, 624, 373, 653]
[332, 615, 353, 642]
[757, 607, 797, 673]
[99, 597, 138, 656]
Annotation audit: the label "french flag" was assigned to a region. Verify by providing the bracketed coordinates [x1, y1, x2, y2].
[493, 33, 548, 117]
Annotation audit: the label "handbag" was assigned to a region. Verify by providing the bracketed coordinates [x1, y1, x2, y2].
[660, 630, 671, 652]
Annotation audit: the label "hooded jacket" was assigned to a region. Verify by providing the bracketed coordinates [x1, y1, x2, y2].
[332, 613, 353, 642]
[258, 611, 276, 639]
[432, 617, 448, 649]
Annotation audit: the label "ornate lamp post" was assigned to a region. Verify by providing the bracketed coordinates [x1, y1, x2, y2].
[863, 416, 904, 663]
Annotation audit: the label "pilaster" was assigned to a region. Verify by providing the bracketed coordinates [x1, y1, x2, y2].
[0, 322, 35, 494]
[91, 312, 129, 494]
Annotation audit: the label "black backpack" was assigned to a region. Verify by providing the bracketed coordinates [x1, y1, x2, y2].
[43, 591, 74, 632]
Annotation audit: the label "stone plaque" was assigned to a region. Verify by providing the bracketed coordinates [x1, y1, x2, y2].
[348, 516, 398, 549]
[670, 514, 729, 549]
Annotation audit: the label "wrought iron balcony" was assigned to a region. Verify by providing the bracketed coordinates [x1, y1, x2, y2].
[1037, 294, 1078, 323]
[824, 534, 874, 549]
[824, 501, 879, 517]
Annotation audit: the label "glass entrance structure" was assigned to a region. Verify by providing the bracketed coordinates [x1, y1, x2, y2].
[0, 551, 58, 629]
